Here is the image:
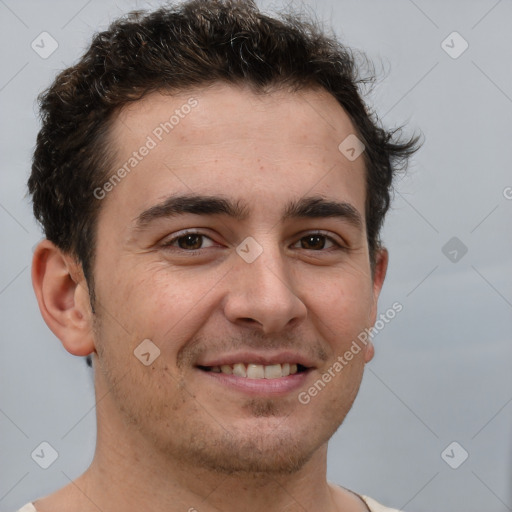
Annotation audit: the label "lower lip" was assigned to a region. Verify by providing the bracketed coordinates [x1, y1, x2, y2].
[198, 368, 311, 396]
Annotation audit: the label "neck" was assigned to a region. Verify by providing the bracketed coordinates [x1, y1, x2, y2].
[40, 376, 368, 512]
[82, 425, 338, 512]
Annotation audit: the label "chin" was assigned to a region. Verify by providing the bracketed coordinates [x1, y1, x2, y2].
[165, 407, 335, 476]
[191, 428, 317, 475]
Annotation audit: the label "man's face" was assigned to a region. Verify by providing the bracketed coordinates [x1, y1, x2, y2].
[90, 83, 385, 474]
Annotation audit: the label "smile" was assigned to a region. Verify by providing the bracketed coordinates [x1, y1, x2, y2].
[197, 362, 307, 379]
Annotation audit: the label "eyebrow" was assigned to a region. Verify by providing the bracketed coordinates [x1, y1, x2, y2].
[135, 194, 249, 228]
[283, 196, 363, 229]
[134, 194, 363, 230]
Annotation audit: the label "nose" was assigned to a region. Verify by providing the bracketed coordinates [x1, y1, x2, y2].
[223, 246, 307, 334]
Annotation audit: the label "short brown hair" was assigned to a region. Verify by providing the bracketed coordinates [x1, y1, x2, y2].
[28, 0, 419, 306]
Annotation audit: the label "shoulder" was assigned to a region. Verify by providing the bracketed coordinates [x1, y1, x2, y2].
[328, 483, 403, 512]
[15, 504, 37, 512]
[360, 495, 404, 512]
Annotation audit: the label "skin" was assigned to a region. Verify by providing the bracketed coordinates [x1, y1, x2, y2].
[32, 83, 388, 512]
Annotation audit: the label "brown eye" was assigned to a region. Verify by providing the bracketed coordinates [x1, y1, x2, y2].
[300, 235, 327, 250]
[177, 234, 204, 250]
[162, 231, 217, 252]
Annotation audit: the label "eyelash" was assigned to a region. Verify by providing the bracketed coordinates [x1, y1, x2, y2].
[291, 232, 344, 251]
[160, 231, 218, 251]
[160, 230, 345, 252]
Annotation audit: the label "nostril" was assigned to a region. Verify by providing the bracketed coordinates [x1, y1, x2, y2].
[240, 317, 260, 325]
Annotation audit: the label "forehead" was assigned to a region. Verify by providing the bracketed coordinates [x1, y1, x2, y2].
[103, 83, 366, 224]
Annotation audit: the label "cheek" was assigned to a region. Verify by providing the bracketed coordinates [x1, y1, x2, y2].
[312, 265, 374, 314]
[108, 264, 222, 350]
[307, 270, 374, 347]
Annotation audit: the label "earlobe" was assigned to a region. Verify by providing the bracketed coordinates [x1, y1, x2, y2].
[31, 240, 95, 357]
[364, 340, 375, 363]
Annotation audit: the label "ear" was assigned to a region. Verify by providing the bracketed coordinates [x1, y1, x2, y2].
[31, 240, 95, 357]
[364, 247, 389, 363]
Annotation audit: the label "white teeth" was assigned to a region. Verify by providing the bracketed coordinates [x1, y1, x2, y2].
[264, 364, 282, 379]
[247, 364, 265, 379]
[232, 363, 247, 377]
[220, 365, 233, 374]
[208, 362, 304, 379]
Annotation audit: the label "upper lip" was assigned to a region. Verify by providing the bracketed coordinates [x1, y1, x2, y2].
[196, 351, 316, 368]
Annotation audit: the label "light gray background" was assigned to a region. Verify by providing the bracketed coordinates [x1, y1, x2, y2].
[1, 0, 511, 511]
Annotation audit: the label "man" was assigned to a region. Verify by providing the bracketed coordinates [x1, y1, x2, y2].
[23, 1, 418, 511]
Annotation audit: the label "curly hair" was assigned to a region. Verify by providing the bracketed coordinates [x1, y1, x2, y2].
[28, 0, 419, 308]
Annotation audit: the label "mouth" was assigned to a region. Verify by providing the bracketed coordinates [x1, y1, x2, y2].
[195, 357, 313, 396]
[197, 362, 309, 379]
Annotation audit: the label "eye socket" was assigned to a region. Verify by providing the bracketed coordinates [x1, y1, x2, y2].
[292, 233, 340, 251]
[162, 232, 217, 251]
